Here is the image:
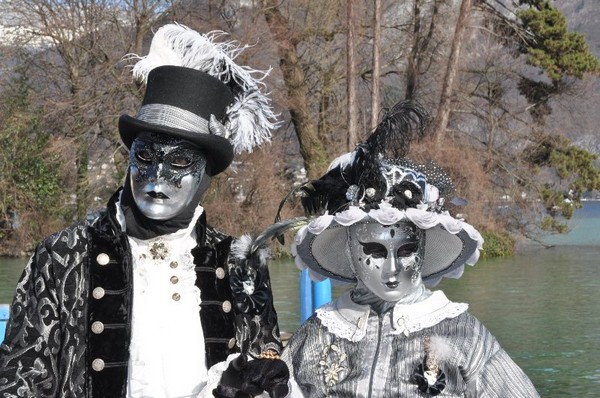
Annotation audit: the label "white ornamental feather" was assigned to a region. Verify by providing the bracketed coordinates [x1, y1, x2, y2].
[227, 89, 279, 153]
[230, 234, 271, 269]
[125, 23, 278, 153]
[427, 335, 454, 363]
[230, 234, 255, 261]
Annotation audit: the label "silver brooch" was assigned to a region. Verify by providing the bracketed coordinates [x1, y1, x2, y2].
[149, 240, 169, 260]
[346, 184, 360, 201]
[396, 314, 410, 337]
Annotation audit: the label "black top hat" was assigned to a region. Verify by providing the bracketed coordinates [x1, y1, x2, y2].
[118, 24, 280, 176]
[119, 65, 235, 176]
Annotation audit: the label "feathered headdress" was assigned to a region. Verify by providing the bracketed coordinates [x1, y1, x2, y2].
[119, 24, 279, 173]
[285, 100, 484, 286]
[288, 100, 452, 217]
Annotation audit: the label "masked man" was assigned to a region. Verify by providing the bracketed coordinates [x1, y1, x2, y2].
[278, 101, 540, 397]
[0, 24, 287, 398]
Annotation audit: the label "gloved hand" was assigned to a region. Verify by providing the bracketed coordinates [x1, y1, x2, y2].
[240, 358, 290, 398]
[213, 354, 289, 398]
[212, 354, 249, 398]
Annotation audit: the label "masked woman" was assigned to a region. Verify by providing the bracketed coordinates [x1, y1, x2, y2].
[280, 101, 540, 397]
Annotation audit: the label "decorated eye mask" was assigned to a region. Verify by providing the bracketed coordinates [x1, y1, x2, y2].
[128, 132, 209, 220]
[130, 133, 207, 187]
[348, 220, 425, 296]
[358, 240, 421, 271]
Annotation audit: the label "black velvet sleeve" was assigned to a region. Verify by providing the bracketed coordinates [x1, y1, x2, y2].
[228, 240, 283, 358]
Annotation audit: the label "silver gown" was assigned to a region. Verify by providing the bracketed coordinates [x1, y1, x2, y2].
[283, 291, 539, 397]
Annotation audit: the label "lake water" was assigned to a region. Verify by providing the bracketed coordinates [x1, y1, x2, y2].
[2, 202, 600, 397]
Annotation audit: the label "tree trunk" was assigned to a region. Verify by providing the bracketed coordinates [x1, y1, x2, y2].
[430, 0, 472, 146]
[406, 0, 422, 100]
[346, 0, 359, 150]
[406, 0, 441, 100]
[262, 0, 327, 178]
[370, 0, 381, 130]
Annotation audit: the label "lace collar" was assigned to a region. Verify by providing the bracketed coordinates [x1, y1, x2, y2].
[315, 290, 468, 342]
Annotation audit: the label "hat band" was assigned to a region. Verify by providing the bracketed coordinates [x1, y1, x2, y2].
[136, 104, 209, 135]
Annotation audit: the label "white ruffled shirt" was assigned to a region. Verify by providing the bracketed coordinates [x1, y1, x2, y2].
[117, 204, 208, 398]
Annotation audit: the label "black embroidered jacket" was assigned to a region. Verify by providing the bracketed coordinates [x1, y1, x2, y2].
[0, 192, 282, 397]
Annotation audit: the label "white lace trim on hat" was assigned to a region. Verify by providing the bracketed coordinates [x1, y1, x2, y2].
[315, 290, 468, 342]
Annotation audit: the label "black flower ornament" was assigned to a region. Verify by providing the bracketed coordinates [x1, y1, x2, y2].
[390, 181, 423, 209]
[412, 355, 446, 396]
[230, 265, 270, 314]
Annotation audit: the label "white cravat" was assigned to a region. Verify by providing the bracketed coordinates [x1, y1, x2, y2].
[117, 204, 208, 398]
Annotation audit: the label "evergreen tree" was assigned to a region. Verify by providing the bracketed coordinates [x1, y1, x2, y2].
[514, 0, 600, 123]
[517, 0, 599, 82]
[0, 69, 67, 254]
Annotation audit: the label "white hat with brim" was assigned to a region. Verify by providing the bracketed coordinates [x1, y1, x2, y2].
[291, 203, 484, 287]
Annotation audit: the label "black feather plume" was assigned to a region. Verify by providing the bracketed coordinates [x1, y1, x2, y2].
[251, 217, 310, 252]
[364, 100, 430, 159]
[300, 166, 351, 215]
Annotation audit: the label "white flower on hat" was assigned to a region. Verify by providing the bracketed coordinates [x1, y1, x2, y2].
[334, 206, 367, 226]
[405, 208, 438, 229]
[368, 203, 404, 225]
[308, 213, 335, 235]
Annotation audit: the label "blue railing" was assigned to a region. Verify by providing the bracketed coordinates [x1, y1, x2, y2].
[0, 304, 9, 340]
[299, 269, 331, 323]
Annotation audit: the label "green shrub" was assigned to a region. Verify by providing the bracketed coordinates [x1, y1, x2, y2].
[480, 230, 515, 258]
[0, 74, 68, 254]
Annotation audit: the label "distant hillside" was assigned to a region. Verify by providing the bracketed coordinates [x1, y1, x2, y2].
[553, 0, 600, 155]
[558, 0, 600, 58]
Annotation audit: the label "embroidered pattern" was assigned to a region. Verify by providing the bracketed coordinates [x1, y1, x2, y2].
[319, 343, 348, 389]
[396, 314, 410, 337]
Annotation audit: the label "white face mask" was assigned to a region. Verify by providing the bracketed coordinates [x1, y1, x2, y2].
[129, 132, 208, 220]
[348, 220, 424, 302]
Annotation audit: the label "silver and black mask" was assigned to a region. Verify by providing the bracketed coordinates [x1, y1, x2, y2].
[347, 220, 425, 302]
[129, 132, 209, 221]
